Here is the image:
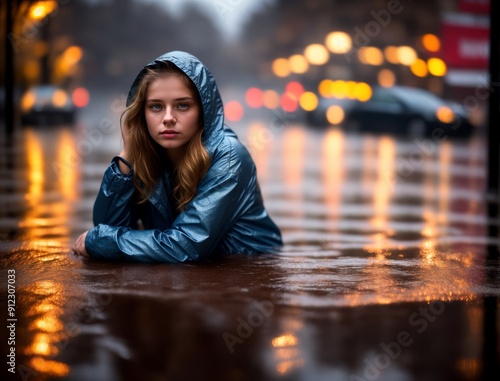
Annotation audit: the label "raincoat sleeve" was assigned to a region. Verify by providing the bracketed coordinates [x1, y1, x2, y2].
[92, 157, 137, 227]
[84, 144, 254, 263]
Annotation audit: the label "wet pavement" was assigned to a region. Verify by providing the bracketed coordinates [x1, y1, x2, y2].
[1, 115, 499, 381]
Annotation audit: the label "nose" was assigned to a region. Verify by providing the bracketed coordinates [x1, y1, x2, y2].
[162, 107, 176, 125]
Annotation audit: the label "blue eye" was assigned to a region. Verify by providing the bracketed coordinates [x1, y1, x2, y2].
[149, 104, 163, 111]
[177, 103, 189, 110]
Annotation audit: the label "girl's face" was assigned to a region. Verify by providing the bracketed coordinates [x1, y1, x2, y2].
[145, 74, 201, 161]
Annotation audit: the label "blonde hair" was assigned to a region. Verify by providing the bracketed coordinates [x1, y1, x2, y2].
[121, 62, 211, 212]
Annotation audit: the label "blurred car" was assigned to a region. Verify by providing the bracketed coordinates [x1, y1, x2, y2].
[20, 85, 76, 125]
[307, 85, 476, 138]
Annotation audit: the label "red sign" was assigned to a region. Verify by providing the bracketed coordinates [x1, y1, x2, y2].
[440, 18, 489, 69]
[459, 0, 490, 14]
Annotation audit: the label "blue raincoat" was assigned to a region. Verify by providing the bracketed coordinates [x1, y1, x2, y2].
[85, 51, 282, 262]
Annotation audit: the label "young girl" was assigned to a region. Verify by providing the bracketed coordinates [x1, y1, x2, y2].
[72, 51, 282, 262]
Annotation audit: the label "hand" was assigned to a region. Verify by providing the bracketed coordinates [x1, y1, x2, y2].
[72, 231, 90, 258]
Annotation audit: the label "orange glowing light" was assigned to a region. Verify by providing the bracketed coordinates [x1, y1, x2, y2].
[289, 54, 309, 74]
[272, 58, 291, 77]
[72, 87, 89, 108]
[378, 69, 396, 87]
[63, 46, 83, 65]
[358, 47, 384, 66]
[326, 105, 345, 125]
[422, 34, 441, 52]
[29, 1, 58, 21]
[262, 90, 280, 109]
[384, 46, 400, 64]
[272, 334, 298, 347]
[224, 101, 244, 122]
[21, 90, 36, 111]
[52, 90, 68, 108]
[436, 106, 454, 124]
[319, 79, 334, 98]
[410, 58, 428, 78]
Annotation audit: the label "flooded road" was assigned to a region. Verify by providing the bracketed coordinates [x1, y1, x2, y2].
[0, 116, 499, 381]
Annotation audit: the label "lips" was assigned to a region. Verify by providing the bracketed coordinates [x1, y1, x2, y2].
[160, 130, 180, 139]
[160, 129, 179, 135]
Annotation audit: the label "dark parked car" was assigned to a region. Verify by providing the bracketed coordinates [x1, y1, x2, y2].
[20, 85, 76, 125]
[307, 85, 476, 138]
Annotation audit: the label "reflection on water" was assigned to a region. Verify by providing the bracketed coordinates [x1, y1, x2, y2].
[0, 123, 498, 380]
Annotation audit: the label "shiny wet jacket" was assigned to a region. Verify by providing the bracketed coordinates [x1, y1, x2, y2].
[85, 51, 282, 262]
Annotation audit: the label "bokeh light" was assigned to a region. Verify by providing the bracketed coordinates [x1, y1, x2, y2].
[21, 90, 36, 111]
[384, 46, 400, 64]
[52, 90, 68, 108]
[263, 90, 280, 109]
[280, 92, 299, 113]
[225, 101, 244, 121]
[29, 1, 58, 21]
[285, 81, 305, 98]
[428, 58, 447, 76]
[72, 87, 90, 108]
[354, 82, 373, 101]
[410, 59, 428, 77]
[325, 31, 352, 54]
[397, 46, 418, 66]
[299, 92, 318, 111]
[358, 47, 384, 66]
[422, 34, 441, 52]
[378, 69, 396, 87]
[245, 87, 264, 108]
[319, 79, 334, 98]
[289, 54, 309, 74]
[272, 58, 291, 77]
[326, 105, 345, 125]
[304, 44, 330, 65]
[436, 106, 454, 123]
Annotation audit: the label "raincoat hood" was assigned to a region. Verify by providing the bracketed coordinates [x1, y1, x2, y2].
[126, 51, 225, 155]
